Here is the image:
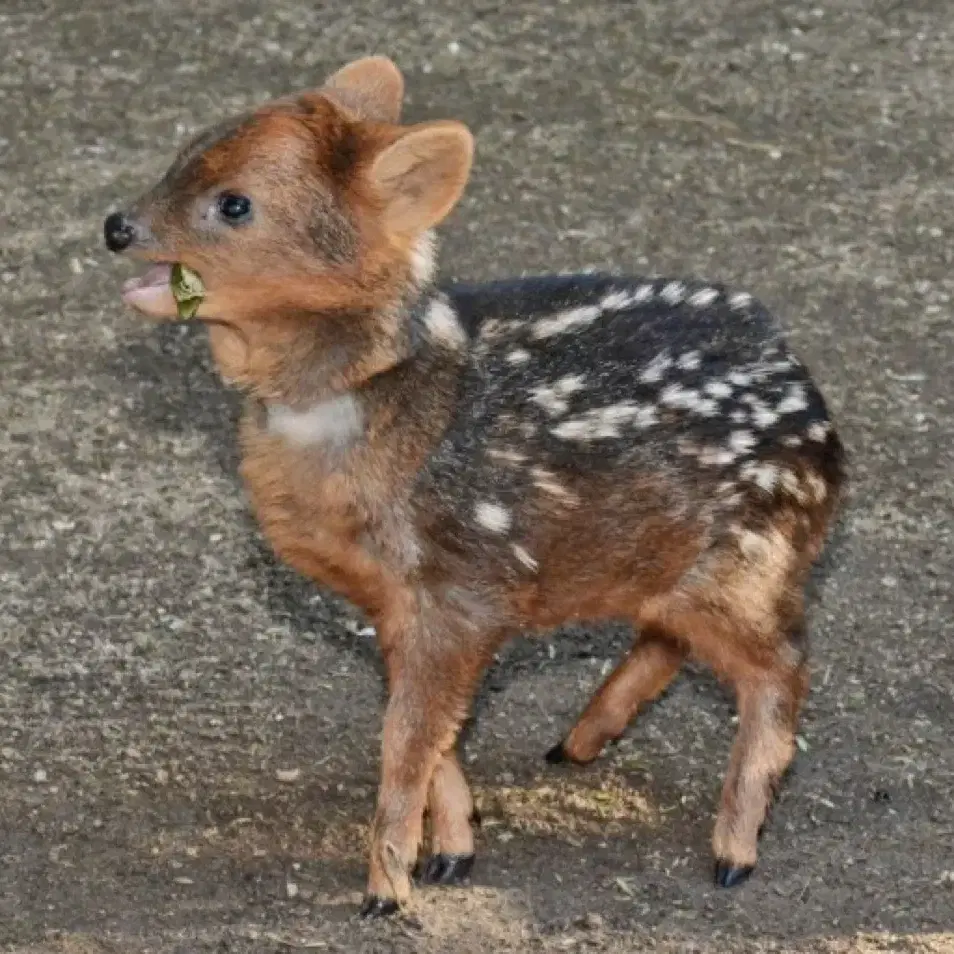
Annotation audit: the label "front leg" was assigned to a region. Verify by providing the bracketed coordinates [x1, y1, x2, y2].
[419, 752, 477, 885]
[360, 632, 489, 917]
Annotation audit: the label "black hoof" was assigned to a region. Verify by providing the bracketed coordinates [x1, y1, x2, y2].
[714, 860, 755, 889]
[418, 852, 475, 886]
[359, 895, 400, 918]
[545, 741, 569, 764]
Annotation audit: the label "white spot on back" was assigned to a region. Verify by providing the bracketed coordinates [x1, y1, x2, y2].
[551, 418, 604, 440]
[728, 370, 753, 387]
[688, 287, 720, 307]
[267, 393, 363, 448]
[762, 358, 798, 374]
[506, 347, 531, 365]
[743, 395, 780, 428]
[551, 402, 657, 440]
[423, 297, 467, 350]
[698, 446, 737, 466]
[659, 383, 695, 408]
[601, 289, 637, 311]
[639, 350, 673, 384]
[530, 387, 566, 417]
[696, 398, 720, 416]
[752, 406, 781, 428]
[556, 373, 587, 393]
[781, 435, 802, 448]
[729, 291, 753, 310]
[704, 380, 734, 399]
[807, 421, 831, 442]
[660, 281, 686, 305]
[740, 462, 779, 493]
[532, 304, 602, 338]
[660, 383, 716, 414]
[778, 468, 805, 501]
[730, 409, 748, 424]
[530, 373, 587, 416]
[676, 350, 702, 371]
[633, 283, 655, 303]
[479, 318, 523, 343]
[474, 501, 511, 534]
[728, 430, 757, 453]
[479, 318, 502, 341]
[531, 466, 579, 504]
[512, 544, 539, 571]
[487, 447, 527, 465]
[776, 383, 809, 415]
[604, 402, 657, 426]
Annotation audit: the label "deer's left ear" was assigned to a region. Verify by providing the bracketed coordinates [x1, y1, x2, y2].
[320, 55, 405, 124]
[366, 120, 475, 237]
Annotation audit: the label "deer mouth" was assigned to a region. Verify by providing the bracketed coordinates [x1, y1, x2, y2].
[122, 263, 205, 319]
[122, 263, 175, 315]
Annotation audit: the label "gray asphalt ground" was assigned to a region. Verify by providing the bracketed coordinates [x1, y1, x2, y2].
[2, 1, 953, 951]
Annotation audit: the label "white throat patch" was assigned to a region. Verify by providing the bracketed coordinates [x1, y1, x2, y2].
[266, 393, 363, 448]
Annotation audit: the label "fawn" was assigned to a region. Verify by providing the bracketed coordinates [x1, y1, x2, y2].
[104, 56, 845, 916]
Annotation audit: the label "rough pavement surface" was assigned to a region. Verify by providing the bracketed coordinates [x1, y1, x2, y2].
[2, 0, 953, 951]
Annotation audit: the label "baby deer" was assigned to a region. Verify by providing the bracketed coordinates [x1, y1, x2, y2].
[105, 56, 845, 916]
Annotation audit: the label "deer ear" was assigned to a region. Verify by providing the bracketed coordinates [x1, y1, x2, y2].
[321, 56, 404, 123]
[367, 121, 474, 237]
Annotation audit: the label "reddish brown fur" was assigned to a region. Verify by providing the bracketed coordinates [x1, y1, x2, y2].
[106, 56, 846, 914]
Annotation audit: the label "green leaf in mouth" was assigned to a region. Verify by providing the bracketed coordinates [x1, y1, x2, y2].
[170, 263, 205, 319]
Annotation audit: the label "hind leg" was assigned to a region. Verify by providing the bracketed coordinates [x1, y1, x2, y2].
[712, 651, 808, 886]
[547, 628, 686, 765]
[641, 552, 809, 888]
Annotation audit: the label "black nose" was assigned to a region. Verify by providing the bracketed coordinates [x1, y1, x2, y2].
[103, 211, 135, 252]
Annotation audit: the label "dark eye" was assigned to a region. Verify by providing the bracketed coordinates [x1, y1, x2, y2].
[217, 192, 252, 223]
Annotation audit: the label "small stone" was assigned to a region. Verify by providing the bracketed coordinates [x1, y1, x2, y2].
[286, 881, 299, 898]
[33, 768, 48, 784]
[276, 768, 301, 783]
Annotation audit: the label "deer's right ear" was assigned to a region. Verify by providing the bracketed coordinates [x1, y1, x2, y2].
[366, 121, 475, 237]
[320, 56, 405, 124]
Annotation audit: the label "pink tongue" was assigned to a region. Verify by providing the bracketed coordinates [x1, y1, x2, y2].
[122, 264, 175, 316]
